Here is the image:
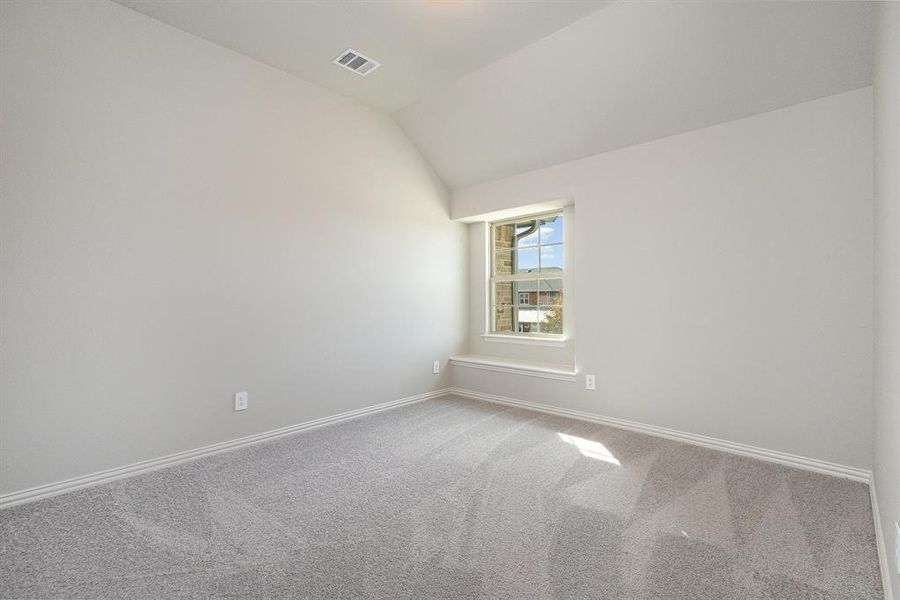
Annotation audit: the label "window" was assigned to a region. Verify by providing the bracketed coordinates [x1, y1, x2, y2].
[490, 211, 564, 336]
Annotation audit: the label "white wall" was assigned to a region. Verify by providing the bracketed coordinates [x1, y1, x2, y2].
[873, 2, 900, 597]
[0, 0, 466, 495]
[453, 88, 874, 470]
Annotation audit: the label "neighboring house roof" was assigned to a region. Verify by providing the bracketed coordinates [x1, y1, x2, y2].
[516, 278, 562, 293]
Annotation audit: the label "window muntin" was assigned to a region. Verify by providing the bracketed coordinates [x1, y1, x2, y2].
[490, 211, 564, 336]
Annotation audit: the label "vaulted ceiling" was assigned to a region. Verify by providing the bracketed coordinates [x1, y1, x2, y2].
[117, 0, 873, 191]
[114, 0, 608, 112]
[395, 1, 873, 189]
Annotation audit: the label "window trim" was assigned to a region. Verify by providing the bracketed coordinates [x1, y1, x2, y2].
[450, 354, 576, 381]
[488, 209, 565, 340]
[481, 333, 567, 347]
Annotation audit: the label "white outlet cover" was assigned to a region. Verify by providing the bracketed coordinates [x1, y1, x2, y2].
[585, 375, 596, 390]
[433, 360, 440, 374]
[234, 391, 248, 411]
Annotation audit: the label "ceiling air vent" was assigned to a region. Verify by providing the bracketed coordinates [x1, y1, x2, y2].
[333, 49, 381, 77]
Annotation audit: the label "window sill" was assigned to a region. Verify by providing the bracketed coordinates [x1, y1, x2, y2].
[449, 354, 577, 382]
[481, 333, 567, 348]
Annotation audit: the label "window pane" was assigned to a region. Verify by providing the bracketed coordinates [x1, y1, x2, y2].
[493, 280, 547, 332]
[515, 306, 541, 333]
[493, 223, 516, 251]
[539, 278, 563, 305]
[494, 281, 537, 306]
[492, 304, 514, 333]
[515, 220, 539, 248]
[493, 280, 515, 306]
[538, 305, 563, 334]
[517, 290, 534, 307]
[539, 214, 564, 244]
[516, 280, 538, 306]
[515, 247, 539, 274]
[540, 244, 563, 272]
[493, 249, 513, 276]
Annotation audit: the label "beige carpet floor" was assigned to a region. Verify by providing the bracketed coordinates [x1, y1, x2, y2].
[0, 395, 884, 599]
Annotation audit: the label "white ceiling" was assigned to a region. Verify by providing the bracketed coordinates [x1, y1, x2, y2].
[116, 0, 873, 191]
[396, 1, 873, 189]
[114, 0, 607, 113]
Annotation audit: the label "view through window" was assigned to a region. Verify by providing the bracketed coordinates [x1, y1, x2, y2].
[490, 211, 564, 335]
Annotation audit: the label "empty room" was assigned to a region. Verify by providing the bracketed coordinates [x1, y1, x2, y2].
[1, 0, 898, 598]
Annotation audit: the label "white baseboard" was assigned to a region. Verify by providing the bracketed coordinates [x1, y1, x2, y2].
[449, 387, 872, 483]
[0, 388, 450, 510]
[871, 479, 896, 600]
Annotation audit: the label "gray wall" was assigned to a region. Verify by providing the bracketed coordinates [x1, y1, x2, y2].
[453, 88, 874, 470]
[874, 2, 900, 596]
[0, 0, 467, 495]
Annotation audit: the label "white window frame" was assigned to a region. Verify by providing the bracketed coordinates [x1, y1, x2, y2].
[486, 209, 565, 342]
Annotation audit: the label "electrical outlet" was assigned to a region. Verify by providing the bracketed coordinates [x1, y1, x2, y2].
[585, 374, 596, 391]
[234, 391, 248, 411]
[433, 360, 440, 374]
